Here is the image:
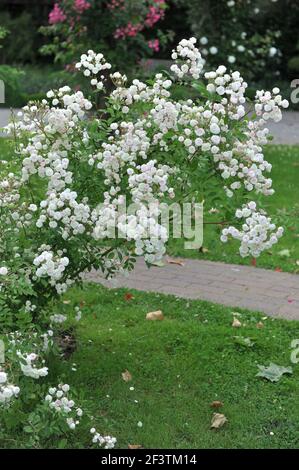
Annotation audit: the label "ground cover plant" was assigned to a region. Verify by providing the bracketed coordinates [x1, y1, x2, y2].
[0, 37, 291, 448]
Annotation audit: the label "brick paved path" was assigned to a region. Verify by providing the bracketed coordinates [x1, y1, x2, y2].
[86, 258, 299, 320]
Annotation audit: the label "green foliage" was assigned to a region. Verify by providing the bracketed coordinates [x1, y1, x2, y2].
[0, 12, 40, 65]
[40, 0, 171, 76]
[169, 145, 299, 273]
[172, 0, 299, 83]
[288, 57, 299, 75]
[0, 26, 8, 49]
[0, 65, 25, 107]
[0, 65, 83, 108]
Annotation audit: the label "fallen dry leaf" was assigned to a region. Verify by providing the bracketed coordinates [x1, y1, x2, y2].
[211, 401, 223, 409]
[63, 300, 71, 304]
[128, 444, 142, 449]
[251, 258, 257, 267]
[121, 369, 132, 382]
[256, 322, 264, 329]
[146, 310, 164, 321]
[232, 318, 242, 328]
[166, 258, 185, 266]
[124, 293, 134, 301]
[211, 413, 228, 429]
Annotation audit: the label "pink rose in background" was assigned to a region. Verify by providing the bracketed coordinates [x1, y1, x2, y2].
[114, 1, 166, 42]
[148, 38, 160, 52]
[49, 3, 67, 24]
[73, 0, 91, 14]
[145, 5, 165, 28]
[114, 22, 143, 39]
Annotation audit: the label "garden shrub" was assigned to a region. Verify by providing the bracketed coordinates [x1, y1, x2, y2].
[0, 37, 288, 447]
[173, 0, 299, 84]
[0, 11, 40, 65]
[40, 0, 172, 74]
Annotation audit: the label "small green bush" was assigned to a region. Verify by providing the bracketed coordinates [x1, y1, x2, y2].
[288, 57, 299, 75]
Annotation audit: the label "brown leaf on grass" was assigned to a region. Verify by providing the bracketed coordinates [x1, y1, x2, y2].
[256, 322, 264, 329]
[63, 300, 71, 304]
[121, 369, 132, 382]
[232, 318, 242, 328]
[146, 310, 164, 321]
[211, 413, 228, 429]
[210, 401, 223, 409]
[128, 444, 142, 449]
[124, 293, 134, 301]
[166, 258, 185, 266]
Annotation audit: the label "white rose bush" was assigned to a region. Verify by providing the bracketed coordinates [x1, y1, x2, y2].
[0, 37, 287, 447]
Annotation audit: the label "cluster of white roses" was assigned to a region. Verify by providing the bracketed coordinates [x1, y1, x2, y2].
[75, 50, 112, 91]
[3, 37, 288, 281]
[255, 88, 288, 123]
[0, 173, 21, 208]
[90, 427, 117, 449]
[45, 383, 83, 430]
[0, 36, 289, 304]
[17, 352, 49, 379]
[221, 202, 284, 257]
[0, 370, 20, 405]
[50, 313, 67, 324]
[171, 37, 204, 80]
[36, 189, 91, 239]
[0, 371, 20, 405]
[33, 249, 70, 289]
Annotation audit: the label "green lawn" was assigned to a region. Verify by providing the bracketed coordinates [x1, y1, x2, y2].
[169, 145, 299, 273]
[4, 283, 296, 449]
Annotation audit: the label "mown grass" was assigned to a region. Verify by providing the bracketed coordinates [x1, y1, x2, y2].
[6, 283, 296, 449]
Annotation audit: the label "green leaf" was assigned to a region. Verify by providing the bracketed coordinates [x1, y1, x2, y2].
[256, 363, 293, 382]
[24, 426, 33, 434]
[58, 438, 68, 449]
